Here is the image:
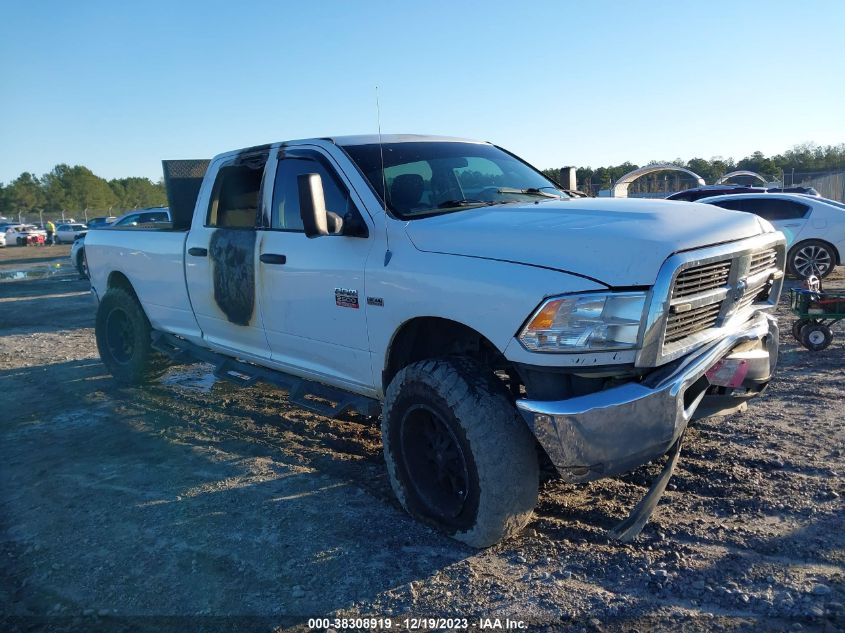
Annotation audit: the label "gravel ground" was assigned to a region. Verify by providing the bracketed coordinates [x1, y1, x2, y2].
[0, 243, 843, 632]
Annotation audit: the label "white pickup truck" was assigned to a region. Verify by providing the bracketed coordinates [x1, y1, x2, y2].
[85, 135, 786, 547]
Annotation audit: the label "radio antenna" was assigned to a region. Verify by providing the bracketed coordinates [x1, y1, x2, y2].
[376, 85, 392, 266]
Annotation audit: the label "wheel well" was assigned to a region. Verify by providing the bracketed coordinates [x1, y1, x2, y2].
[107, 271, 139, 301]
[383, 318, 509, 392]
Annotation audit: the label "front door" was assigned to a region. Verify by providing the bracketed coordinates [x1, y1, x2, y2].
[257, 146, 376, 392]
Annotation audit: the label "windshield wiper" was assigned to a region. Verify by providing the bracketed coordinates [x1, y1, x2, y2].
[497, 187, 560, 198]
[436, 199, 495, 209]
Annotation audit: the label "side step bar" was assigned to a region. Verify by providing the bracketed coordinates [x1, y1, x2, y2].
[151, 331, 381, 419]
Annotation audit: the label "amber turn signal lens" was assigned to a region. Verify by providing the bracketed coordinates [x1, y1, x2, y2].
[526, 299, 563, 330]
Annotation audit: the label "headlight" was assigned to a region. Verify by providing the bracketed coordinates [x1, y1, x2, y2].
[518, 292, 647, 352]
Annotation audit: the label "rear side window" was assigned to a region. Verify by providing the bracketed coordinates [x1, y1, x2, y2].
[271, 151, 355, 231]
[207, 164, 264, 229]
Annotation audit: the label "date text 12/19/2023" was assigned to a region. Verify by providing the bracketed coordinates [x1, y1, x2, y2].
[307, 617, 527, 629]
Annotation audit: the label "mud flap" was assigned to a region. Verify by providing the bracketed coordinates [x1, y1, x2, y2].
[608, 433, 684, 543]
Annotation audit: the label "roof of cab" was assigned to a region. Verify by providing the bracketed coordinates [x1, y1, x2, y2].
[329, 134, 486, 146]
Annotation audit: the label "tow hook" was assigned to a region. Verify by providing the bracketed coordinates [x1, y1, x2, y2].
[609, 433, 684, 543]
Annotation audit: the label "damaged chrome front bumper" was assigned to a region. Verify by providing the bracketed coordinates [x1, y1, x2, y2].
[516, 311, 779, 483]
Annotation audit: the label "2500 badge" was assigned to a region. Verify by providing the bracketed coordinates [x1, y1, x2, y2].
[335, 288, 359, 309]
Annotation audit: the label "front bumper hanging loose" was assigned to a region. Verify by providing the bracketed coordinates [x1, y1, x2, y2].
[516, 311, 779, 483]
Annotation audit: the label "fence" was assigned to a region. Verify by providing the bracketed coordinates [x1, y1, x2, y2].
[795, 171, 845, 202]
[588, 169, 845, 201]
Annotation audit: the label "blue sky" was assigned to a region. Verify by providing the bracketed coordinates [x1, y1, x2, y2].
[1, 0, 843, 183]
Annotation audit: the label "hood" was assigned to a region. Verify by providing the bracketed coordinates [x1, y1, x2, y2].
[404, 198, 768, 287]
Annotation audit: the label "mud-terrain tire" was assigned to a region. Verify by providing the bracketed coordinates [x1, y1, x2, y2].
[95, 288, 165, 385]
[382, 357, 539, 548]
[788, 240, 836, 279]
[800, 322, 833, 352]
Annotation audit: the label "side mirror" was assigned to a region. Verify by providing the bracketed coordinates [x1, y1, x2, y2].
[298, 173, 343, 238]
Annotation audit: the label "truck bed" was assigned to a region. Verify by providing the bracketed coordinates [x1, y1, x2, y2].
[85, 229, 201, 341]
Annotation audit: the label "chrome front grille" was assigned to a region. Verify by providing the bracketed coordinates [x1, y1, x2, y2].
[664, 303, 722, 343]
[672, 260, 732, 299]
[749, 247, 778, 276]
[643, 237, 786, 366]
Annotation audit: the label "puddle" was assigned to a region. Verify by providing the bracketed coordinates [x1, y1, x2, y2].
[0, 262, 75, 282]
[160, 363, 218, 393]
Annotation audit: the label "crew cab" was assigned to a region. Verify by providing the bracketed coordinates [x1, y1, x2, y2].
[84, 135, 786, 546]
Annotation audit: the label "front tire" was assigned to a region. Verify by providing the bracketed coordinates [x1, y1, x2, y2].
[382, 357, 539, 548]
[788, 240, 837, 279]
[95, 288, 165, 385]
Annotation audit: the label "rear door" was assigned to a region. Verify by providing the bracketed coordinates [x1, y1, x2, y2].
[257, 146, 376, 391]
[184, 151, 273, 360]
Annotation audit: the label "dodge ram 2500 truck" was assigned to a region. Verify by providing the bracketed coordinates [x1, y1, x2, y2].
[84, 135, 786, 547]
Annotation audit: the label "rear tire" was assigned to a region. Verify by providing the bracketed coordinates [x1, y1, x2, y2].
[95, 288, 166, 384]
[788, 240, 836, 279]
[382, 357, 539, 548]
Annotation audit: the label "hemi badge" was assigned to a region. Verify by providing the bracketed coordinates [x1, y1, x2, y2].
[367, 297, 384, 307]
[671, 303, 693, 314]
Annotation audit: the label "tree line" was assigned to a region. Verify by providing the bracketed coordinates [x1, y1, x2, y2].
[2, 143, 843, 219]
[0, 164, 166, 221]
[542, 142, 845, 195]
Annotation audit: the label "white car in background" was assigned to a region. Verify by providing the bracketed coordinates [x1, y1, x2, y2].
[0, 231, 6, 247]
[698, 193, 845, 278]
[4, 224, 47, 246]
[55, 223, 88, 244]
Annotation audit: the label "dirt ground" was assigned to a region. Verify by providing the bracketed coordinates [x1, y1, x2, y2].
[0, 243, 843, 632]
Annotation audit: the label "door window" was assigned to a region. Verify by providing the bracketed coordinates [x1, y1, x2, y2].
[271, 151, 357, 231]
[207, 165, 263, 229]
[712, 197, 809, 221]
[139, 212, 168, 224]
[744, 199, 810, 221]
[114, 214, 141, 226]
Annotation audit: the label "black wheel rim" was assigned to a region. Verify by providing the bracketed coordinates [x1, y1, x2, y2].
[105, 308, 135, 364]
[399, 405, 470, 520]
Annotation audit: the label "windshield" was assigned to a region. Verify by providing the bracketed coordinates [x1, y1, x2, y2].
[342, 141, 568, 219]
